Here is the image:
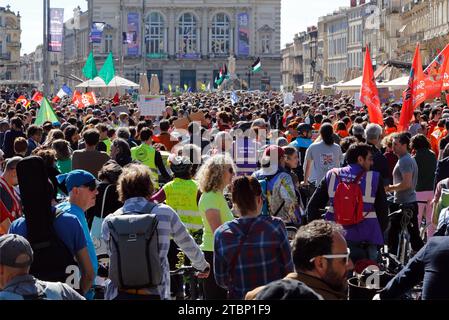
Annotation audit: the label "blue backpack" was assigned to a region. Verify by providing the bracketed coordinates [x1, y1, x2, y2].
[258, 173, 284, 216]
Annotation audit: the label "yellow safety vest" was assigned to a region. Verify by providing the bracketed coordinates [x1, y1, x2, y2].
[102, 138, 112, 155]
[131, 143, 159, 188]
[163, 178, 203, 232]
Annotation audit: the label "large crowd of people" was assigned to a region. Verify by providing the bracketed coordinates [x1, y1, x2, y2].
[1, 85, 449, 300]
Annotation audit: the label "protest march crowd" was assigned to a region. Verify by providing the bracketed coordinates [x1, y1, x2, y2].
[1, 43, 449, 301]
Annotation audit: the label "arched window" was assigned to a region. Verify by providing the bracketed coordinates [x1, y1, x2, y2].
[178, 13, 197, 54]
[146, 12, 165, 54]
[211, 13, 230, 54]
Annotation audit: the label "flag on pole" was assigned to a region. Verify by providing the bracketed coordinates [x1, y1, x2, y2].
[184, 84, 188, 92]
[168, 83, 172, 92]
[32, 91, 43, 105]
[82, 50, 98, 80]
[251, 57, 261, 73]
[53, 84, 73, 103]
[113, 92, 120, 104]
[206, 82, 211, 92]
[360, 46, 383, 126]
[15, 96, 30, 108]
[399, 43, 426, 132]
[424, 44, 449, 99]
[35, 97, 59, 125]
[98, 52, 115, 85]
[200, 83, 206, 92]
[72, 90, 84, 109]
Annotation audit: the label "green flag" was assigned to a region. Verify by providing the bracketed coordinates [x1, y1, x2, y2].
[168, 83, 172, 92]
[82, 51, 98, 80]
[184, 84, 188, 92]
[34, 97, 59, 125]
[98, 52, 115, 85]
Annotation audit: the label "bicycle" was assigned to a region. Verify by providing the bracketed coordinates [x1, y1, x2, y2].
[388, 203, 414, 266]
[170, 266, 204, 300]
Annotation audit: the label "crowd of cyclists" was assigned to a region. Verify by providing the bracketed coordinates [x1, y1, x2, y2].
[1, 86, 449, 300]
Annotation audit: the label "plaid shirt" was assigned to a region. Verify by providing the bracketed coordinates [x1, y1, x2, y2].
[214, 215, 294, 299]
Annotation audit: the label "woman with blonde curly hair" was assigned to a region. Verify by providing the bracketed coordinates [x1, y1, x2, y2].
[195, 154, 237, 299]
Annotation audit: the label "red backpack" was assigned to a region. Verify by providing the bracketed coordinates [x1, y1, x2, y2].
[332, 170, 365, 226]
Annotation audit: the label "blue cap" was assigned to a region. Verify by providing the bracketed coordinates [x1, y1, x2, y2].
[57, 170, 98, 193]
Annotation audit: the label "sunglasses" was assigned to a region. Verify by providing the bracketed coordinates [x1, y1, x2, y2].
[309, 248, 351, 265]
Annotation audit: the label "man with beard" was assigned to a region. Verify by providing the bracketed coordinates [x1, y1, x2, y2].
[245, 220, 352, 300]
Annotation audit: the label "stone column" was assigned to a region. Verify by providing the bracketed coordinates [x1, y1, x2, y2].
[201, 8, 208, 56]
[168, 9, 175, 56]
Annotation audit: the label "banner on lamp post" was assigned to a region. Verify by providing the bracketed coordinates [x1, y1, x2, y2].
[48, 8, 64, 52]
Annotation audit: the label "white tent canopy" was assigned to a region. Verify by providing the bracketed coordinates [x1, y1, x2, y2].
[76, 76, 139, 88]
[333, 76, 384, 90]
[377, 76, 409, 89]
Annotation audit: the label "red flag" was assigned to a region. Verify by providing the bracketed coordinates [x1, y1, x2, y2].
[72, 90, 85, 109]
[52, 96, 61, 104]
[31, 91, 43, 105]
[15, 95, 30, 107]
[399, 43, 426, 132]
[81, 92, 97, 107]
[360, 46, 383, 126]
[113, 92, 120, 104]
[423, 44, 449, 99]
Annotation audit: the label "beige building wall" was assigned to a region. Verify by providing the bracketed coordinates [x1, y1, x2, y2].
[0, 6, 21, 80]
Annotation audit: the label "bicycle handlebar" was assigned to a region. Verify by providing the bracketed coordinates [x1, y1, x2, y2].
[170, 266, 200, 276]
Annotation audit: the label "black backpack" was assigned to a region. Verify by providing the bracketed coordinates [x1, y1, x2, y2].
[17, 157, 77, 283]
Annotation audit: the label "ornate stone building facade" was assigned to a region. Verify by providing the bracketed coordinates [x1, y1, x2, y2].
[63, 0, 281, 90]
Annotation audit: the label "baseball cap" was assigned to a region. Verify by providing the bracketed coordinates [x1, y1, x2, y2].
[263, 145, 285, 162]
[0, 234, 33, 268]
[56, 169, 98, 193]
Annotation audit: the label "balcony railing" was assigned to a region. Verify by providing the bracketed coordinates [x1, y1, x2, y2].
[0, 53, 11, 60]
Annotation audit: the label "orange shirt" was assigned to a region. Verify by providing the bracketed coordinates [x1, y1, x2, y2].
[152, 132, 178, 152]
[312, 123, 321, 131]
[337, 130, 349, 138]
[385, 126, 397, 136]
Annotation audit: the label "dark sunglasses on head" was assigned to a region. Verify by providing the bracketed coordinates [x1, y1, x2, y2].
[228, 167, 234, 174]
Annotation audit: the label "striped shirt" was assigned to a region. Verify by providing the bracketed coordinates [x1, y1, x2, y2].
[101, 197, 208, 300]
[214, 215, 294, 299]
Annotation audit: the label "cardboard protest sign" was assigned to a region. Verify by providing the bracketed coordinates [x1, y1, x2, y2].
[173, 111, 207, 130]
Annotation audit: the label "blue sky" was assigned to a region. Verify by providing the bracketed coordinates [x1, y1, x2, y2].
[0, 0, 349, 55]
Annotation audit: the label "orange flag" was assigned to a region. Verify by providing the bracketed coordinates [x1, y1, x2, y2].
[399, 43, 426, 132]
[424, 44, 449, 99]
[360, 46, 383, 126]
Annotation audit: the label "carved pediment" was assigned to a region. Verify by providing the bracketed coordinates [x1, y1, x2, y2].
[258, 24, 275, 33]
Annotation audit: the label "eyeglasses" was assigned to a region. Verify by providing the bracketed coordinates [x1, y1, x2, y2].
[309, 248, 351, 264]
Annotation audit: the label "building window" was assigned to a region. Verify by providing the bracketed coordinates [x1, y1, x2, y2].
[211, 13, 230, 54]
[104, 34, 113, 53]
[178, 12, 198, 54]
[6, 34, 11, 43]
[261, 33, 271, 54]
[146, 12, 165, 54]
